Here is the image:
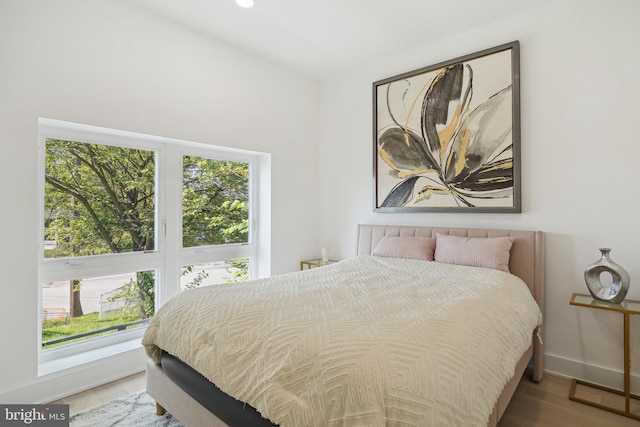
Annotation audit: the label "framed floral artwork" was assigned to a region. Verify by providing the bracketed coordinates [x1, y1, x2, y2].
[373, 41, 521, 212]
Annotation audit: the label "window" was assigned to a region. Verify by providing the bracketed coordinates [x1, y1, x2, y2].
[38, 118, 268, 372]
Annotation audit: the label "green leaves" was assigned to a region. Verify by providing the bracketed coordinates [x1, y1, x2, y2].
[44, 144, 251, 256]
[44, 139, 156, 258]
[182, 156, 249, 247]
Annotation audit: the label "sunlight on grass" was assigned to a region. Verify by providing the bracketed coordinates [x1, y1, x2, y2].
[42, 312, 145, 349]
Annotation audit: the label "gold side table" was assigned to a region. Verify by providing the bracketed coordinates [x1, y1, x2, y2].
[300, 259, 338, 270]
[569, 292, 640, 420]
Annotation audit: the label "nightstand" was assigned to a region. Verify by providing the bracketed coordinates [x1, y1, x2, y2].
[300, 259, 338, 270]
[569, 293, 640, 420]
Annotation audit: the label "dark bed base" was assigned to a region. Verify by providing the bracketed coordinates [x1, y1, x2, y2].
[160, 352, 277, 427]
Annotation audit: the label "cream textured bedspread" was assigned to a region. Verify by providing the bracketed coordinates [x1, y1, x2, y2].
[142, 256, 542, 427]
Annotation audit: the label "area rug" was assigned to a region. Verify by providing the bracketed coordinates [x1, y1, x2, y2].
[70, 390, 184, 426]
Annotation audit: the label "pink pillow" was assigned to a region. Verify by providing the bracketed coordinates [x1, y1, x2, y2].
[434, 233, 514, 272]
[372, 236, 436, 261]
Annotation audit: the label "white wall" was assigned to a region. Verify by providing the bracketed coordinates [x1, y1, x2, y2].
[0, 0, 319, 402]
[318, 0, 640, 390]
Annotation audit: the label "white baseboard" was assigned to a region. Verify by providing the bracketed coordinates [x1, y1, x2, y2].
[545, 352, 640, 394]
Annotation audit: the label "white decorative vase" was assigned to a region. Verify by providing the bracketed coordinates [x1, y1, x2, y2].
[584, 248, 630, 304]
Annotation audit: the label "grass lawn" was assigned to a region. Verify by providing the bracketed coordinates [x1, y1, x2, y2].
[42, 312, 145, 349]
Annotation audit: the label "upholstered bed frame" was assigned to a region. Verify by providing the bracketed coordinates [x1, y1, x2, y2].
[145, 224, 545, 427]
[356, 225, 545, 425]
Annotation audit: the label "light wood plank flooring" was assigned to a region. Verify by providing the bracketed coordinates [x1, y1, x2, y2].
[498, 373, 640, 426]
[54, 372, 640, 426]
[50, 371, 146, 415]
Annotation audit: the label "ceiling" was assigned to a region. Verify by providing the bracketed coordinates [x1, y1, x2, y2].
[129, 0, 549, 79]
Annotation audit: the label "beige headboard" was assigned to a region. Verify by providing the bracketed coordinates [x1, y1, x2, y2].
[356, 224, 545, 380]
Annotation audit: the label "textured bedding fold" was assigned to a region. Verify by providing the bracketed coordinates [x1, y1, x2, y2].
[142, 255, 542, 427]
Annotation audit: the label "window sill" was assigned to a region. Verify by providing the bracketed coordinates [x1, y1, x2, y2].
[38, 338, 144, 377]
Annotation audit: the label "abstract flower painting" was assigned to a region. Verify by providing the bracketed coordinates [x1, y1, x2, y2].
[374, 42, 520, 212]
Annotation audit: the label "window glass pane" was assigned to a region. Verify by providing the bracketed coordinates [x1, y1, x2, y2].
[44, 139, 156, 259]
[180, 259, 249, 290]
[182, 156, 249, 247]
[41, 270, 155, 349]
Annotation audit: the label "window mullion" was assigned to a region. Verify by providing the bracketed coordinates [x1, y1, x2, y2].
[159, 145, 181, 306]
[39, 253, 164, 284]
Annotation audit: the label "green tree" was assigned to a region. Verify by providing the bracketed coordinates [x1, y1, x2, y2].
[46, 139, 156, 317]
[182, 156, 249, 247]
[45, 140, 249, 320]
[45, 140, 156, 256]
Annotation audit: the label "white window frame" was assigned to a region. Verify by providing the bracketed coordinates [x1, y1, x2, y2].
[37, 118, 268, 374]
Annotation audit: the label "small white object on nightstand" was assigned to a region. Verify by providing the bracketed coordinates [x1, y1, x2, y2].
[321, 247, 329, 262]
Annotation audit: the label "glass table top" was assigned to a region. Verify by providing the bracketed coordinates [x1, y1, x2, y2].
[570, 293, 640, 315]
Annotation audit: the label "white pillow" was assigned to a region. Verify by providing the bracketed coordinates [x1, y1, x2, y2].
[372, 236, 436, 261]
[434, 233, 514, 272]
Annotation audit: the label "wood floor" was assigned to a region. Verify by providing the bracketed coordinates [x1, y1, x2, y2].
[50, 371, 146, 415]
[498, 373, 640, 426]
[53, 371, 640, 426]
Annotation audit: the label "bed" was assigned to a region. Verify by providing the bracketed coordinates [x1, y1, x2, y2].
[142, 224, 545, 426]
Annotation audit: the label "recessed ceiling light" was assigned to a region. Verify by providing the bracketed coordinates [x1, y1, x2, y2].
[236, 0, 254, 8]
